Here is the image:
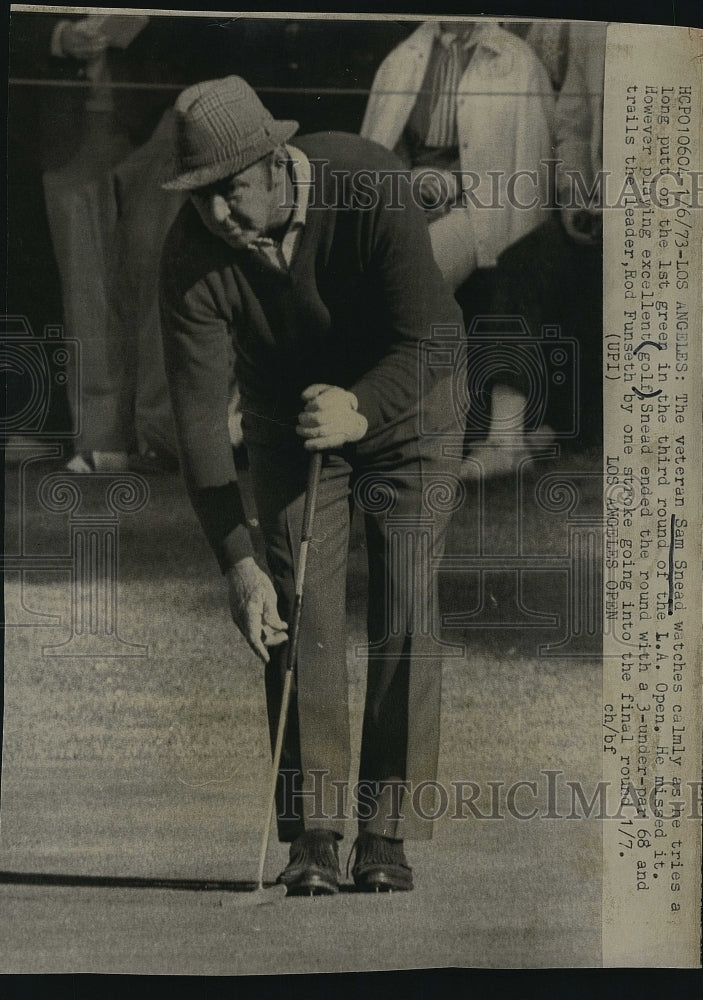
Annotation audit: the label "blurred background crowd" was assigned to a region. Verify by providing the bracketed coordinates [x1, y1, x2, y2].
[6, 13, 606, 478]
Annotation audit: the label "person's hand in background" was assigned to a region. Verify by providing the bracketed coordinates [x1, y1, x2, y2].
[57, 19, 109, 60]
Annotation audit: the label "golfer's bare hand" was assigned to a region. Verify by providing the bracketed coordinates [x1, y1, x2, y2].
[59, 20, 109, 60]
[297, 384, 368, 451]
[226, 557, 288, 663]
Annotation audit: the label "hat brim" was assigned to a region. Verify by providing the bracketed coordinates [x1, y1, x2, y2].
[161, 120, 299, 191]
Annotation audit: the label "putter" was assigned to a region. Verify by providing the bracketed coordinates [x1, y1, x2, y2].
[255, 450, 324, 899]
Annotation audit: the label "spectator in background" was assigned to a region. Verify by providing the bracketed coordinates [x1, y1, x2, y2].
[361, 20, 555, 478]
[554, 21, 605, 246]
[481, 21, 606, 450]
[505, 20, 570, 90]
[6, 13, 97, 445]
[36, 13, 182, 473]
[548, 19, 606, 448]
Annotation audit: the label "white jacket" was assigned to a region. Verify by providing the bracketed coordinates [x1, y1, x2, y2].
[554, 21, 607, 202]
[361, 21, 555, 268]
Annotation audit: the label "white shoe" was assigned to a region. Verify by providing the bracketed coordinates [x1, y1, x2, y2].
[65, 451, 129, 473]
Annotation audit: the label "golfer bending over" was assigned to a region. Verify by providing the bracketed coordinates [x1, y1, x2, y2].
[160, 76, 464, 895]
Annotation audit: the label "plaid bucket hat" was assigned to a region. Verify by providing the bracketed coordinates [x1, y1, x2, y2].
[161, 76, 299, 190]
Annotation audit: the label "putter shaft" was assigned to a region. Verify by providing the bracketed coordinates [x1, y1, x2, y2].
[256, 451, 323, 891]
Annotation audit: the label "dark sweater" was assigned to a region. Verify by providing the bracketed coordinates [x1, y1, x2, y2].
[160, 132, 463, 571]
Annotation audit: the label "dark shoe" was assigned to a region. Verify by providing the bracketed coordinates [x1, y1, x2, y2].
[347, 832, 414, 892]
[276, 830, 341, 896]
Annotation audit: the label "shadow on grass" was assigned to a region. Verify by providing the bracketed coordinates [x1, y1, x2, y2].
[0, 871, 362, 896]
[0, 870, 266, 892]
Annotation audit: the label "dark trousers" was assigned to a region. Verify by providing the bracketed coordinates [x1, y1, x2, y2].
[247, 431, 458, 842]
